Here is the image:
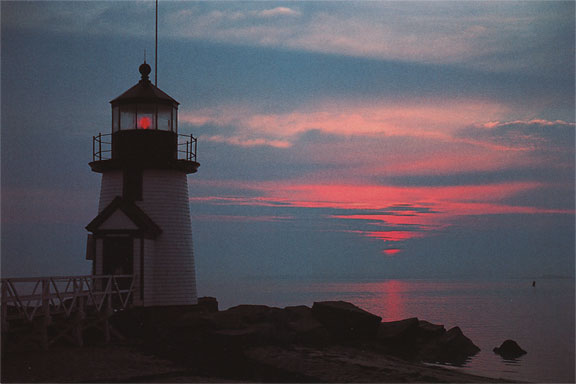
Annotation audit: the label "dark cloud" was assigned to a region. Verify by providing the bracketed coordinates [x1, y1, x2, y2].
[458, 120, 575, 154]
[383, 167, 573, 187]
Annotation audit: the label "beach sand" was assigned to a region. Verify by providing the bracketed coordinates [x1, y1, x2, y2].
[1, 342, 513, 383]
[1, 343, 237, 383]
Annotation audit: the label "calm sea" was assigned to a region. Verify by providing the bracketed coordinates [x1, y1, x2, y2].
[198, 276, 575, 383]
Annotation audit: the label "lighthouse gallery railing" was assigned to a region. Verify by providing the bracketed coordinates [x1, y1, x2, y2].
[92, 133, 197, 162]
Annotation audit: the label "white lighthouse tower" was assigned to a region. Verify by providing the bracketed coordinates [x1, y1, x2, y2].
[86, 62, 199, 306]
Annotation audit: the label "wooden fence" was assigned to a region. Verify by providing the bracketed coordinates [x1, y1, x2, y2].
[1, 275, 134, 349]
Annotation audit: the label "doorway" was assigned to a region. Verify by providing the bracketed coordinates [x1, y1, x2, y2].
[102, 237, 133, 289]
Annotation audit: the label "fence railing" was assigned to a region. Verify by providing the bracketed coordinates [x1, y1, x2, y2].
[178, 133, 198, 162]
[92, 132, 198, 162]
[1, 275, 134, 325]
[93, 133, 112, 162]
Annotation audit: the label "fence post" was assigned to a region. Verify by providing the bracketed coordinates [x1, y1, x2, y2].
[73, 278, 85, 347]
[1, 280, 7, 333]
[98, 133, 102, 161]
[40, 278, 51, 349]
[103, 276, 113, 344]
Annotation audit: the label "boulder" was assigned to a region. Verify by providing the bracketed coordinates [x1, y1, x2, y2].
[209, 323, 276, 348]
[417, 320, 446, 340]
[197, 296, 219, 313]
[207, 305, 273, 329]
[312, 301, 382, 340]
[377, 317, 420, 343]
[493, 340, 527, 359]
[284, 305, 314, 320]
[224, 305, 274, 322]
[284, 306, 330, 345]
[417, 327, 480, 364]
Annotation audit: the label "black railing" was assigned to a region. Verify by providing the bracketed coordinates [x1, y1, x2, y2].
[92, 132, 198, 162]
[93, 133, 112, 162]
[178, 134, 198, 162]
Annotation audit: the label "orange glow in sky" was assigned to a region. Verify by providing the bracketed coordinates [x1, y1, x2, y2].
[189, 178, 574, 256]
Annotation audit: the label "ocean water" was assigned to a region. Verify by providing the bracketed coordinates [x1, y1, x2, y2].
[198, 276, 575, 383]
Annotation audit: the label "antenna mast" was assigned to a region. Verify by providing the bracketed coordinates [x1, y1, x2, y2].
[155, 0, 158, 86]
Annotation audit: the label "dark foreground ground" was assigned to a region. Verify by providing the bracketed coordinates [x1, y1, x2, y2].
[2, 343, 513, 383]
[1, 300, 518, 383]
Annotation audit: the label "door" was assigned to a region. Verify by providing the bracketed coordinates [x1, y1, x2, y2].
[102, 237, 133, 289]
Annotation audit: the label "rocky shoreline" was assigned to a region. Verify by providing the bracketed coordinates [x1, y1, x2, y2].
[2, 298, 517, 383]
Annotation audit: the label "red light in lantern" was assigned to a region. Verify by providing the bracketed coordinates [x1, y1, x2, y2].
[139, 117, 151, 129]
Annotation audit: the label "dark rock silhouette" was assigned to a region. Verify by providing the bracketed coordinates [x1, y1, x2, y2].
[283, 305, 331, 345]
[312, 300, 382, 340]
[197, 296, 219, 312]
[493, 339, 527, 359]
[108, 299, 487, 382]
[377, 317, 420, 342]
[418, 319, 447, 339]
[417, 326, 480, 364]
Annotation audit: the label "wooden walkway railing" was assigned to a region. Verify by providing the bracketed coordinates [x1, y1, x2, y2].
[1, 275, 135, 349]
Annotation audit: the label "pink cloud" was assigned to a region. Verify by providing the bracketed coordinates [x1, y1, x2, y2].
[183, 113, 573, 255]
[382, 248, 402, 256]
[190, 178, 573, 255]
[180, 99, 508, 143]
[364, 231, 427, 242]
[192, 180, 564, 215]
[257, 7, 300, 18]
[200, 134, 292, 148]
[245, 100, 508, 138]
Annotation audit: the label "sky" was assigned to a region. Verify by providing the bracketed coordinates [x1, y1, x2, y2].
[1, 1, 574, 286]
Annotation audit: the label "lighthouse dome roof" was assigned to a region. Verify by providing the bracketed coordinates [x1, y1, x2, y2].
[110, 62, 179, 107]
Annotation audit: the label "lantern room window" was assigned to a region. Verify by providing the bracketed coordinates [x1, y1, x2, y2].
[157, 105, 173, 131]
[112, 104, 178, 133]
[112, 106, 120, 132]
[137, 104, 155, 130]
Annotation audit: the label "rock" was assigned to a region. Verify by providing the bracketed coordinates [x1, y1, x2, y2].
[377, 317, 420, 342]
[375, 317, 422, 358]
[207, 305, 273, 329]
[196, 304, 330, 347]
[417, 326, 480, 364]
[284, 305, 314, 320]
[209, 324, 275, 348]
[197, 297, 219, 312]
[284, 306, 331, 345]
[224, 305, 274, 322]
[417, 320, 446, 340]
[493, 340, 527, 359]
[312, 301, 382, 340]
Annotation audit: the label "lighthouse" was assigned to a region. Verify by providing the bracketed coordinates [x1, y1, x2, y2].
[86, 62, 199, 306]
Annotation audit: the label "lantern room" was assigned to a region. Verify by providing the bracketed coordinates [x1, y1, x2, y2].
[110, 62, 178, 133]
[89, 62, 198, 175]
